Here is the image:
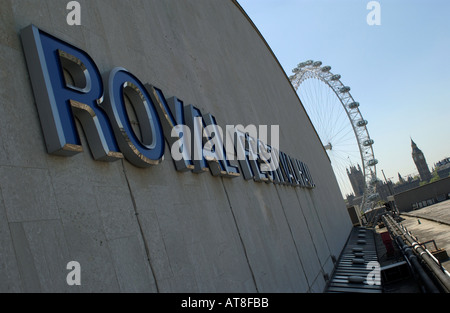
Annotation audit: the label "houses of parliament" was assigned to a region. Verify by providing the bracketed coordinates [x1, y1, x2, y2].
[346, 139, 450, 206]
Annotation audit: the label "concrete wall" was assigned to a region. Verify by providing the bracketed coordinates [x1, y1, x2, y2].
[0, 0, 352, 292]
[395, 177, 450, 212]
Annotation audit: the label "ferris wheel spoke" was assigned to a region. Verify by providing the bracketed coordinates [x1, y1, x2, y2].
[329, 127, 356, 147]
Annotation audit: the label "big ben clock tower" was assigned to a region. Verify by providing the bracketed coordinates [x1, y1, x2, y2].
[411, 139, 432, 182]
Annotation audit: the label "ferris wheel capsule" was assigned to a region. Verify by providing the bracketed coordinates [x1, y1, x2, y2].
[367, 159, 379, 167]
[321, 66, 331, 72]
[363, 139, 375, 147]
[357, 120, 368, 127]
[348, 102, 360, 109]
[312, 61, 322, 67]
[330, 74, 341, 81]
[304, 60, 314, 66]
[340, 86, 351, 93]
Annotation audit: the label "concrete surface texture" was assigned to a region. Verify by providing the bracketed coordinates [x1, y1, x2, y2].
[0, 0, 352, 292]
[402, 199, 450, 225]
[400, 200, 450, 272]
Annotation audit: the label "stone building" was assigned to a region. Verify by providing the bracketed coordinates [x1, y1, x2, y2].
[347, 164, 365, 197]
[411, 139, 432, 182]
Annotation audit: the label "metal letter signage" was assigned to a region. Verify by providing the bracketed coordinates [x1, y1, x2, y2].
[102, 68, 165, 167]
[20, 25, 122, 161]
[20, 24, 315, 189]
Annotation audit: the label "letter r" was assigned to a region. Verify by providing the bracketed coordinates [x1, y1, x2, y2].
[20, 25, 122, 161]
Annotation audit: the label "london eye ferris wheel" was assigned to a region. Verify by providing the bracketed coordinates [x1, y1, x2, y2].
[290, 60, 379, 212]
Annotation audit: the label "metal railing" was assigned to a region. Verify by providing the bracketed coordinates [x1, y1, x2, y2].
[382, 214, 450, 293]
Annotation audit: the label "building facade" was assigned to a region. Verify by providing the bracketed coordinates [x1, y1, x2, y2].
[347, 164, 365, 197]
[0, 0, 352, 293]
[435, 158, 450, 179]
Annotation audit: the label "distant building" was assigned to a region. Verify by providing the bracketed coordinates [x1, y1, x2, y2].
[435, 157, 450, 179]
[398, 173, 406, 184]
[411, 139, 432, 182]
[394, 173, 420, 194]
[375, 179, 393, 201]
[345, 139, 432, 206]
[345, 139, 444, 206]
[347, 165, 365, 197]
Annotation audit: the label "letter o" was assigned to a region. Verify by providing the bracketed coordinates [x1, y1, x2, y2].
[102, 68, 165, 167]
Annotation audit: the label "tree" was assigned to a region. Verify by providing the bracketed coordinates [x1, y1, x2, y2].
[429, 175, 440, 183]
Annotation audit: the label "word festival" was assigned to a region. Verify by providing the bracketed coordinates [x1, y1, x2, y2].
[21, 25, 315, 189]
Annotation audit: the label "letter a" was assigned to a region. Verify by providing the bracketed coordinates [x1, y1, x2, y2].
[367, 1, 381, 26]
[67, 1, 81, 26]
[366, 261, 381, 286]
[66, 261, 81, 286]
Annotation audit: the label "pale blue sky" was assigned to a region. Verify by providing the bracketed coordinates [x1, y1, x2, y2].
[238, 0, 450, 182]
